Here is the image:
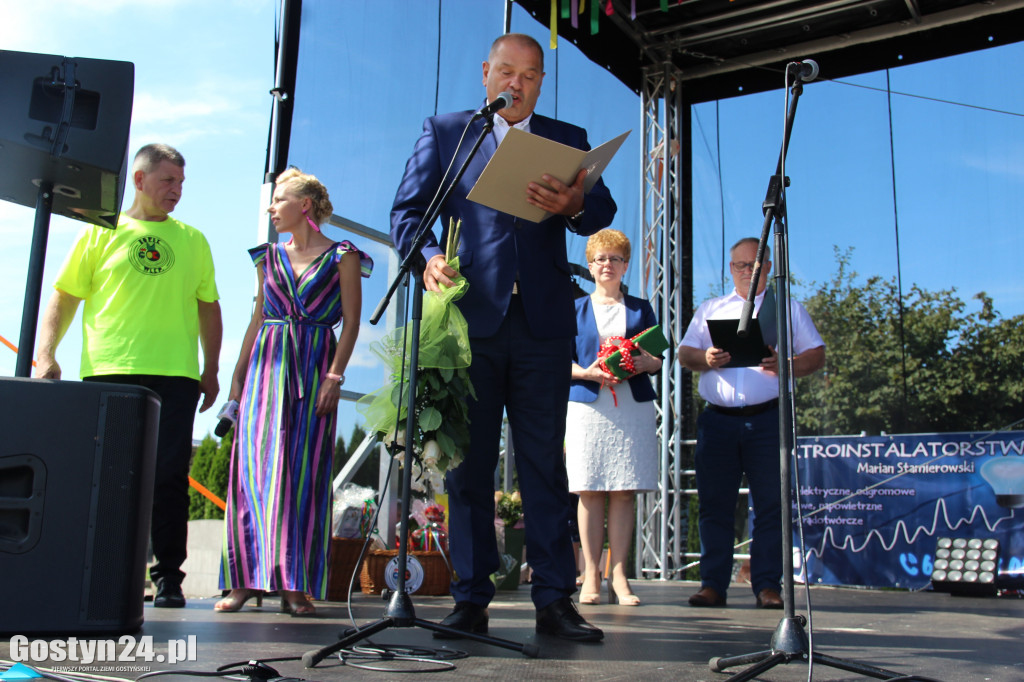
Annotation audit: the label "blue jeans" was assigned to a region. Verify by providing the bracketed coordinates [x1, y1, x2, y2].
[694, 406, 782, 597]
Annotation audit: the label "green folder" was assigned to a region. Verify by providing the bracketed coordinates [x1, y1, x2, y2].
[601, 325, 670, 379]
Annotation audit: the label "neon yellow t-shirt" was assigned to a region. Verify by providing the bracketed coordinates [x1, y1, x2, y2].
[54, 214, 219, 380]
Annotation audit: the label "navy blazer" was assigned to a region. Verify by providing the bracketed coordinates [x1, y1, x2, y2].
[390, 110, 617, 340]
[569, 294, 660, 403]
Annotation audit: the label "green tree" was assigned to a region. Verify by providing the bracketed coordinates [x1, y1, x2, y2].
[944, 293, 1024, 430]
[188, 432, 232, 520]
[797, 247, 1024, 435]
[334, 423, 376, 489]
[333, 432, 347, 482]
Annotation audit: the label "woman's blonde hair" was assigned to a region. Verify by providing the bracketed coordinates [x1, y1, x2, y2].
[585, 228, 631, 263]
[276, 167, 333, 225]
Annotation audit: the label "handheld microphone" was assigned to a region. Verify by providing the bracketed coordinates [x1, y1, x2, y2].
[214, 399, 239, 437]
[474, 91, 513, 119]
[789, 59, 819, 83]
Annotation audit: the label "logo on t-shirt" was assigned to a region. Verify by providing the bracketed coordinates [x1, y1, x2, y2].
[130, 235, 176, 275]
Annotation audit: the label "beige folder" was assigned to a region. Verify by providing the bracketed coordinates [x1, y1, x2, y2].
[467, 128, 630, 223]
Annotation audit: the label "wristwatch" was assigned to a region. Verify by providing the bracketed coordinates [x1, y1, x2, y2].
[326, 372, 345, 386]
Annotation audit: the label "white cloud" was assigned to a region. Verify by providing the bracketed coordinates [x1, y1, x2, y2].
[129, 76, 267, 141]
[0, 0, 191, 49]
[0, 204, 35, 245]
[0, 206, 90, 253]
[65, 0, 187, 11]
[961, 153, 1024, 180]
[132, 91, 230, 124]
[349, 324, 386, 369]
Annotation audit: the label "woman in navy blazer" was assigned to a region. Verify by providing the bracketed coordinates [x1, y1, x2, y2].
[567, 229, 663, 606]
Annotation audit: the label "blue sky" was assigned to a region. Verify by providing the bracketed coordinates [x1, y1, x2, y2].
[2, 0, 1022, 441]
[1, 0, 276, 439]
[691, 47, 1024, 310]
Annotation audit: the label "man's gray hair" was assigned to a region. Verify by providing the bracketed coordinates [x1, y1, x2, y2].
[730, 237, 769, 260]
[133, 143, 185, 173]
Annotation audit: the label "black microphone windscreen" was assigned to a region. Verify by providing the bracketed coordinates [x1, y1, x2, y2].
[214, 419, 233, 438]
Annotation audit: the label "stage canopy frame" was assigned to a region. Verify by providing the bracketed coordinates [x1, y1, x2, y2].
[274, 0, 1024, 582]
[511, 0, 1024, 580]
[512, 0, 1024, 102]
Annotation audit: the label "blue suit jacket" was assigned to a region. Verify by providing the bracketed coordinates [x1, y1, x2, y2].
[569, 294, 660, 403]
[390, 110, 617, 340]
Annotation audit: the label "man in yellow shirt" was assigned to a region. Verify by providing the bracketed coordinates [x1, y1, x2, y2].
[35, 143, 222, 608]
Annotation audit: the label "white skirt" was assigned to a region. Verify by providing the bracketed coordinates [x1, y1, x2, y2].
[565, 382, 658, 493]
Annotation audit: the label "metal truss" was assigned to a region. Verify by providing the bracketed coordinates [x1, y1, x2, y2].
[636, 62, 695, 581]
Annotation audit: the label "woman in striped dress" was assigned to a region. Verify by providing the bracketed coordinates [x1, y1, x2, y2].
[215, 168, 372, 615]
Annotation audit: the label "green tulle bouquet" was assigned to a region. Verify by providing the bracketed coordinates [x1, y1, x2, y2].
[494, 489, 523, 528]
[358, 219, 475, 494]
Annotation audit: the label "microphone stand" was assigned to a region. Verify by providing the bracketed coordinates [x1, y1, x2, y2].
[711, 65, 904, 681]
[15, 181, 55, 377]
[302, 113, 539, 668]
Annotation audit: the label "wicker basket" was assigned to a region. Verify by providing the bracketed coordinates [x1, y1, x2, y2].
[359, 549, 451, 596]
[326, 537, 364, 602]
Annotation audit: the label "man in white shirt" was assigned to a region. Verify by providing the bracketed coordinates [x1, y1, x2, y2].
[678, 237, 825, 609]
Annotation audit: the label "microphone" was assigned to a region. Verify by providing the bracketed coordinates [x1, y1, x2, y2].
[214, 399, 239, 438]
[790, 59, 819, 83]
[473, 91, 513, 119]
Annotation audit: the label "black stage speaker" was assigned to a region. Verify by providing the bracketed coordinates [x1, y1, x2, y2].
[0, 50, 134, 229]
[0, 377, 160, 634]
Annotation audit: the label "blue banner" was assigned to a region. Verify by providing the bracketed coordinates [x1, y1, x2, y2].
[793, 431, 1024, 589]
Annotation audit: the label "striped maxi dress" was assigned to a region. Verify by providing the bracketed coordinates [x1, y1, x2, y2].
[220, 240, 372, 597]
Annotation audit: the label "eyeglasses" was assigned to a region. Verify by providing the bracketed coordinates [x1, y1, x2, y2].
[730, 261, 757, 272]
[592, 255, 626, 265]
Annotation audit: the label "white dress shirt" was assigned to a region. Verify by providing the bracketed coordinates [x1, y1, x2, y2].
[680, 288, 824, 407]
[491, 111, 532, 146]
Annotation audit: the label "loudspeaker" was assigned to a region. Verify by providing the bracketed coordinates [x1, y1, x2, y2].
[0, 49, 134, 229]
[0, 377, 160, 634]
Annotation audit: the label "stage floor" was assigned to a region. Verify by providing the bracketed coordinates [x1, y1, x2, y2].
[4, 581, 1022, 681]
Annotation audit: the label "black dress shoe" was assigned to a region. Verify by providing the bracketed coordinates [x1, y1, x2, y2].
[536, 597, 603, 642]
[433, 601, 488, 639]
[153, 580, 186, 608]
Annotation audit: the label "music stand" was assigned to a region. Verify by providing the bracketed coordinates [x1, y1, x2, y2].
[0, 50, 133, 377]
[302, 113, 539, 668]
[712, 62, 906, 681]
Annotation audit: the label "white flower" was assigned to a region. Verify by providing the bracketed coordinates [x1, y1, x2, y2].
[422, 439, 440, 466]
[384, 428, 406, 447]
[425, 466, 445, 494]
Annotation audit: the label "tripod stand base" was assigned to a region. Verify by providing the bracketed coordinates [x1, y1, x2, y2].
[301, 590, 539, 668]
[709, 616, 904, 681]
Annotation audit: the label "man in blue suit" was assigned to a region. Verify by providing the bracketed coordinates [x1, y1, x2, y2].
[391, 33, 615, 642]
